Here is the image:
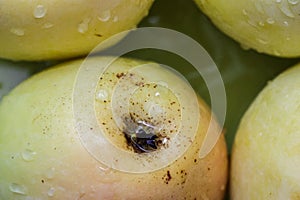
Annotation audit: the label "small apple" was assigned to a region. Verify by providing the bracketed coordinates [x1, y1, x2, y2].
[231, 63, 300, 199]
[194, 0, 300, 57]
[0, 56, 227, 199]
[0, 0, 154, 61]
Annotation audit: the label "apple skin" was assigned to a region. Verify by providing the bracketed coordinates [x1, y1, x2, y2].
[0, 57, 227, 199]
[231, 63, 300, 199]
[194, 0, 300, 57]
[0, 0, 154, 61]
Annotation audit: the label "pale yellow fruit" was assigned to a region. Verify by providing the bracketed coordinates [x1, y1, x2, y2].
[231, 63, 300, 199]
[0, 57, 228, 199]
[194, 0, 300, 57]
[0, 0, 154, 61]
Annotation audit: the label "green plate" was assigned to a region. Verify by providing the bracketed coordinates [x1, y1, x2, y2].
[0, 0, 299, 199]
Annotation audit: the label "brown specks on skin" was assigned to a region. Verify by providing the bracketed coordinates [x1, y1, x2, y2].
[116, 72, 125, 79]
[94, 33, 102, 37]
[175, 169, 188, 185]
[162, 170, 172, 184]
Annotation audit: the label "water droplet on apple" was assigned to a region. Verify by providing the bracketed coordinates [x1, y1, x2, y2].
[10, 28, 25, 36]
[33, 5, 47, 19]
[47, 187, 55, 197]
[98, 10, 111, 22]
[9, 183, 27, 195]
[288, 0, 299, 5]
[43, 22, 54, 29]
[78, 18, 91, 34]
[96, 89, 108, 101]
[113, 16, 119, 22]
[257, 38, 268, 44]
[266, 18, 275, 24]
[21, 149, 37, 161]
[258, 21, 265, 27]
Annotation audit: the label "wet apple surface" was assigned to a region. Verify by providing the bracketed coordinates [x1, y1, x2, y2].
[1, 0, 300, 199]
[231, 63, 300, 199]
[0, 0, 154, 61]
[195, 0, 300, 57]
[0, 57, 228, 199]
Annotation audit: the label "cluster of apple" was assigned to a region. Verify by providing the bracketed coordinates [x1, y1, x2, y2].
[0, 0, 300, 200]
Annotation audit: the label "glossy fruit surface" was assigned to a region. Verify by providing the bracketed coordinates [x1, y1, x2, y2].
[0, 0, 154, 61]
[0, 56, 228, 199]
[231, 63, 300, 199]
[195, 0, 300, 57]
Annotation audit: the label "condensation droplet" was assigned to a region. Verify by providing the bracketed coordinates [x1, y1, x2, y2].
[113, 16, 119, 22]
[257, 38, 268, 44]
[78, 18, 91, 34]
[155, 92, 160, 97]
[258, 21, 265, 27]
[247, 20, 258, 28]
[10, 28, 25, 36]
[21, 149, 37, 161]
[98, 10, 111, 22]
[266, 18, 275, 24]
[45, 167, 55, 179]
[96, 89, 108, 101]
[283, 21, 289, 26]
[33, 5, 47, 19]
[9, 183, 27, 195]
[288, 0, 299, 5]
[43, 22, 54, 29]
[47, 187, 55, 197]
[98, 166, 112, 175]
[275, 0, 282, 3]
[273, 50, 281, 56]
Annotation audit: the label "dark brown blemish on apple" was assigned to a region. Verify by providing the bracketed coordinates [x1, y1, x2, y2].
[162, 170, 172, 184]
[122, 113, 169, 154]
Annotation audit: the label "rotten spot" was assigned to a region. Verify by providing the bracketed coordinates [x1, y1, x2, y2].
[122, 113, 169, 153]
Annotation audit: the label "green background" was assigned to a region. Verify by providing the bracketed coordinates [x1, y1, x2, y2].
[1, 0, 300, 199]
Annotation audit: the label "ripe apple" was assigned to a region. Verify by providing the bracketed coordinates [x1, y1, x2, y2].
[0, 0, 154, 61]
[194, 0, 300, 57]
[231, 63, 300, 199]
[0, 56, 227, 199]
